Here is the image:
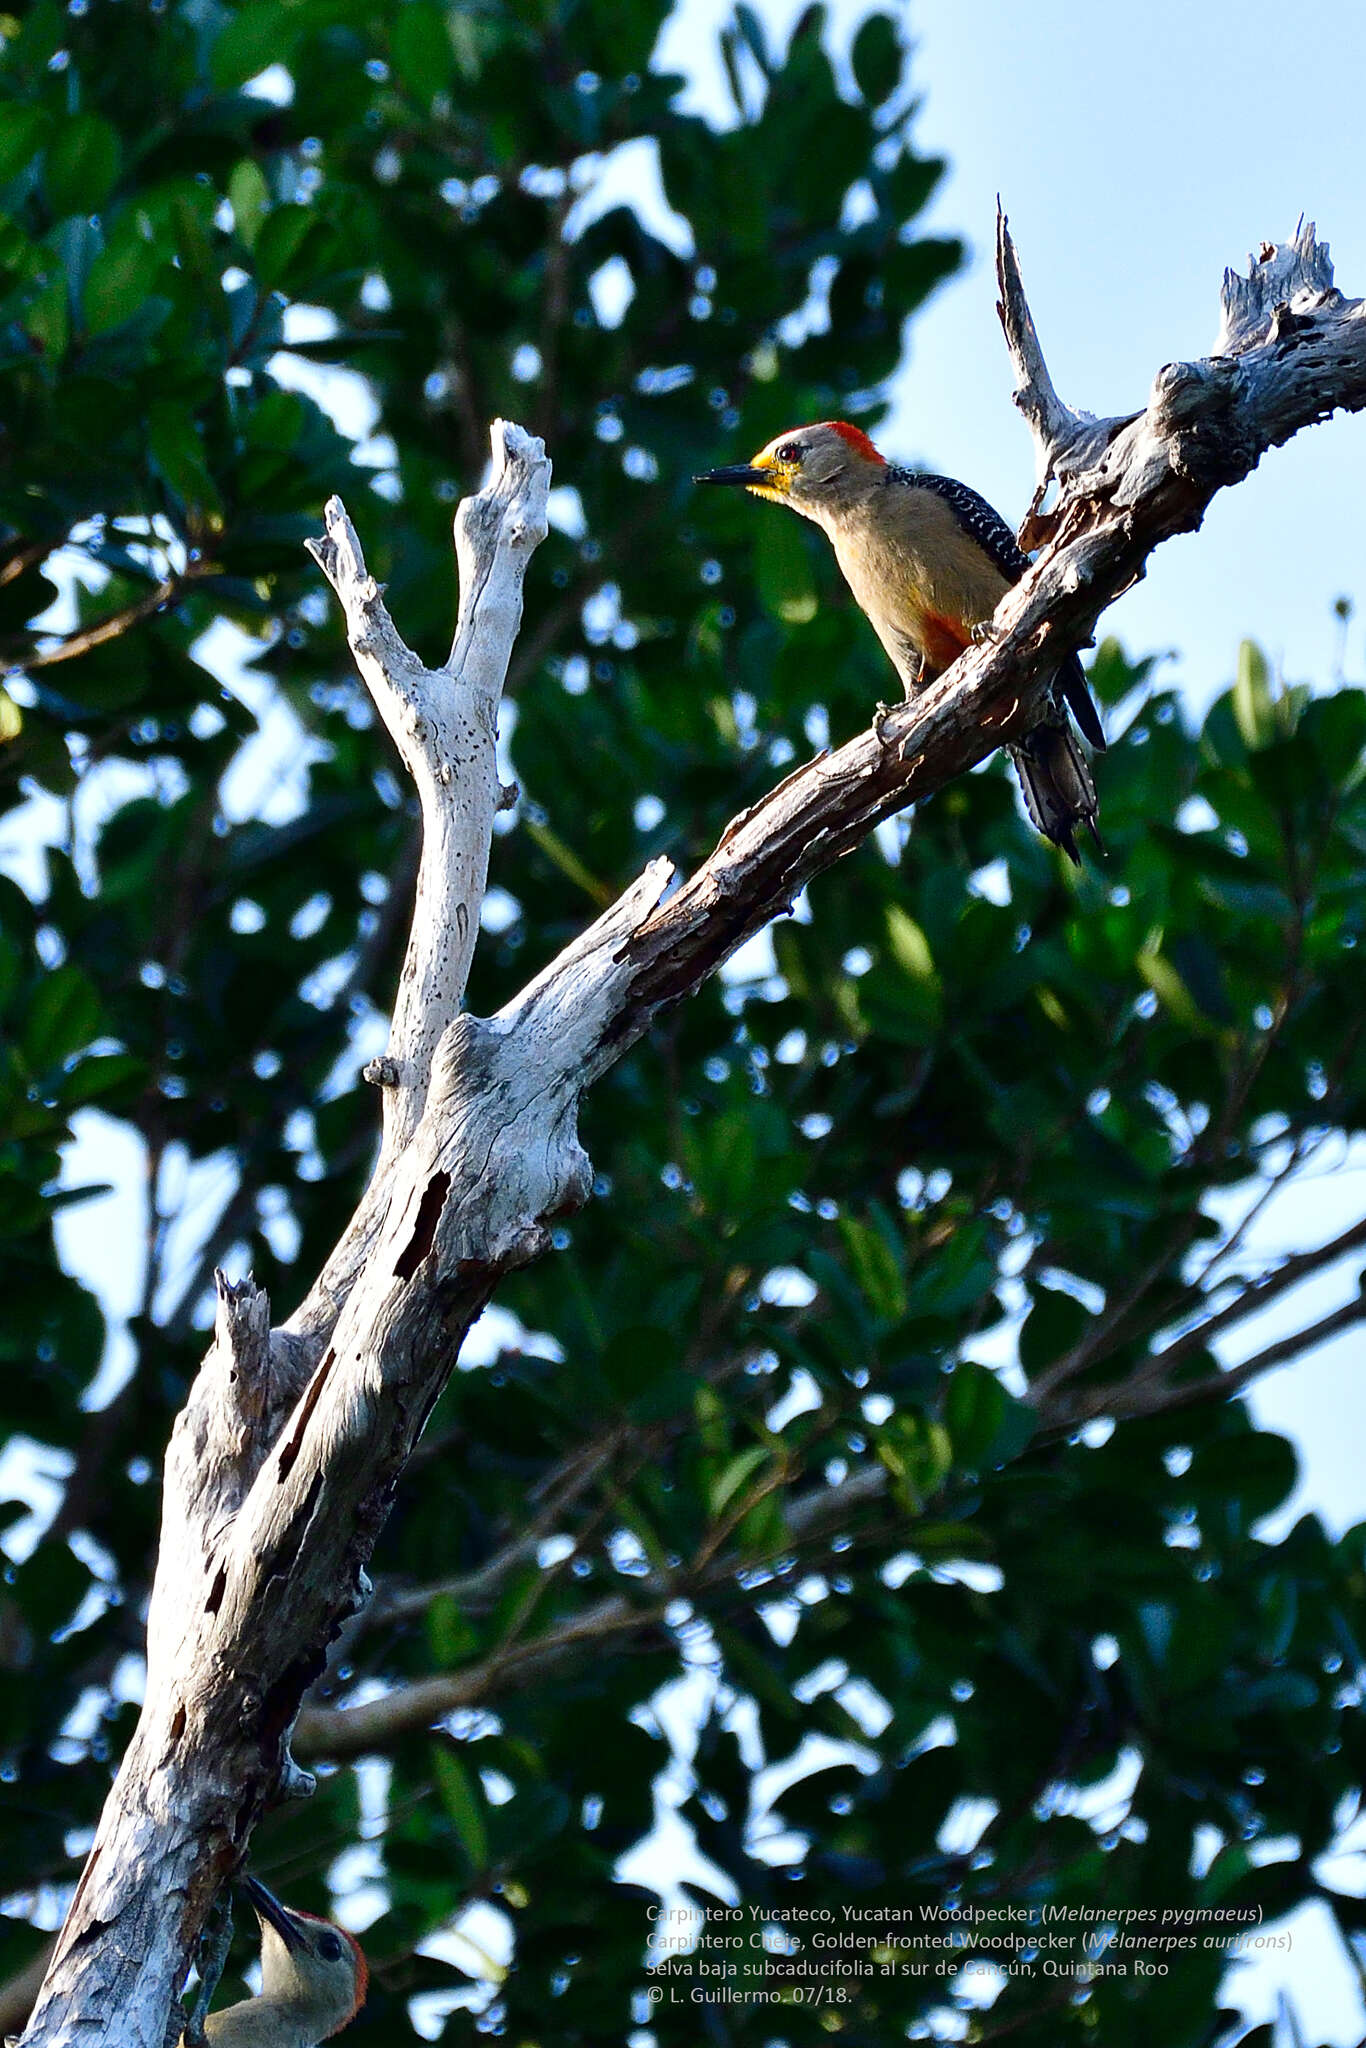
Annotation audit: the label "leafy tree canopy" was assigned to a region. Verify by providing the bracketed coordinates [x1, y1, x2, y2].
[1, 2, 1364, 2044]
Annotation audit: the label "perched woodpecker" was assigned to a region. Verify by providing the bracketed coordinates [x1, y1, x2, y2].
[187, 1879, 368, 2047]
[697, 421, 1106, 861]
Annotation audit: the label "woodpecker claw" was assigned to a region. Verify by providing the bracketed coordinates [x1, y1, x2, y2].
[279, 1752, 317, 1800]
[873, 701, 901, 746]
[173, 1889, 234, 2048]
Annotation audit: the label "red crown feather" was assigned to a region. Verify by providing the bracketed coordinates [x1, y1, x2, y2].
[822, 421, 885, 463]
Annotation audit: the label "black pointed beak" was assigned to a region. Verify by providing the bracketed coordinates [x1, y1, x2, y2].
[244, 1876, 305, 1953]
[694, 464, 768, 487]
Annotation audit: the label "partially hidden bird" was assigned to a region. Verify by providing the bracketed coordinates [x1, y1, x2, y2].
[186, 1878, 368, 2046]
[696, 421, 1106, 861]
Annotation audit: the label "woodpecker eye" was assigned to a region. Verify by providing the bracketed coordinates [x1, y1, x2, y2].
[775, 440, 803, 464]
[317, 1933, 344, 1961]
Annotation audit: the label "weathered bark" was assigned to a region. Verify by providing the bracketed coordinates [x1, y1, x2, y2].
[19, 223, 1366, 2045]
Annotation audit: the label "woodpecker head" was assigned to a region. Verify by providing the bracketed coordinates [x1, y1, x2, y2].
[244, 1878, 368, 2042]
[696, 421, 886, 521]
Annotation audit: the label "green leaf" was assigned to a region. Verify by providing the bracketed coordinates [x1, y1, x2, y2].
[83, 233, 159, 336]
[21, 966, 101, 1069]
[708, 1446, 770, 1517]
[913, 1519, 994, 1557]
[44, 114, 120, 216]
[57, 1052, 144, 1108]
[851, 13, 902, 105]
[1166, 933, 1234, 1025]
[1137, 929, 1228, 1037]
[242, 386, 305, 452]
[391, 3, 455, 104]
[907, 1221, 993, 1317]
[254, 204, 316, 289]
[1256, 1575, 1298, 1664]
[943, 1361, 1005, 1467]
[430, 1745, 489, 1870]
[1190, 1432, 1299, 1521]
[1233, 638, 1277, 751]
[0, 1172, 50, 1237]
[11, 1544, 91, 1642]
[599, 1326, 673, 1403]
[885, 905, 939, 991]
[1166, 1593, 1237, 1691]
[687, 1109, 757, 1213]
[737, 1487, 786, 1555]
[1230, 1670, 1319, 1716]
[1018, 1285, 1090, 1381]
[447, 9, 487, 80]
[876, 1414, 953, 1509]
[733, 5, 771, 75]
[0, 107, 47, 187]
[210, 2, 303, 89]
[228, 158, 271, 251]
[24, 272, 68, 359]
[838, 1213, 906, 1320]
[146, 398, 219, 512]
[427, 1591, 480, 1667]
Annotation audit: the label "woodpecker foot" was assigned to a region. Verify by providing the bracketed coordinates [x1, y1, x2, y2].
[363, 1055, 400, 1088]
[873, 701, 901, 746]
[174, 1890, 234, 2048]
[279, 1751, 317, 1800]
[969, 619, 996, 645]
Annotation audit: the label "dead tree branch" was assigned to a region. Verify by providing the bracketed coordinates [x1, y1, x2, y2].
[21, 224, 1366, 2046]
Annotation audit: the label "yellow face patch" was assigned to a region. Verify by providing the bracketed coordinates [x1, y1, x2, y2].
[745, 451, 795, 502]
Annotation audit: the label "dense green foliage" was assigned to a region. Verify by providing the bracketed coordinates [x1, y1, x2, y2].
[2, 3, 1364, 2044]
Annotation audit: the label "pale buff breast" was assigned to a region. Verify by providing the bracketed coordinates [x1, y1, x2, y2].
[827, 485, 1013, 684]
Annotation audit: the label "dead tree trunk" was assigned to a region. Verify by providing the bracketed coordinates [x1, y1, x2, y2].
[19, 219, 1366, 2046]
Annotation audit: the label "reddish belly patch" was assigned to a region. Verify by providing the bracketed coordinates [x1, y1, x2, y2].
[919, 609, 971, 677]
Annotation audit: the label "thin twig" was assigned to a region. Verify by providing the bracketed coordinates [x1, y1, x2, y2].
[10, 569, 206, 669]
[1082, 1290, 1366, 1426]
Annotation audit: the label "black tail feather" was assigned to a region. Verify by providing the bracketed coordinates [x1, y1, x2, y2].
[1010, 721, 1103, 865]
[1060, 652, 1107, 753]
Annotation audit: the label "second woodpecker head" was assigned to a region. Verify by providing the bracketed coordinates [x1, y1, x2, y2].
[246, 1878, 369, 2042]
[696, 421, 887, 527]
